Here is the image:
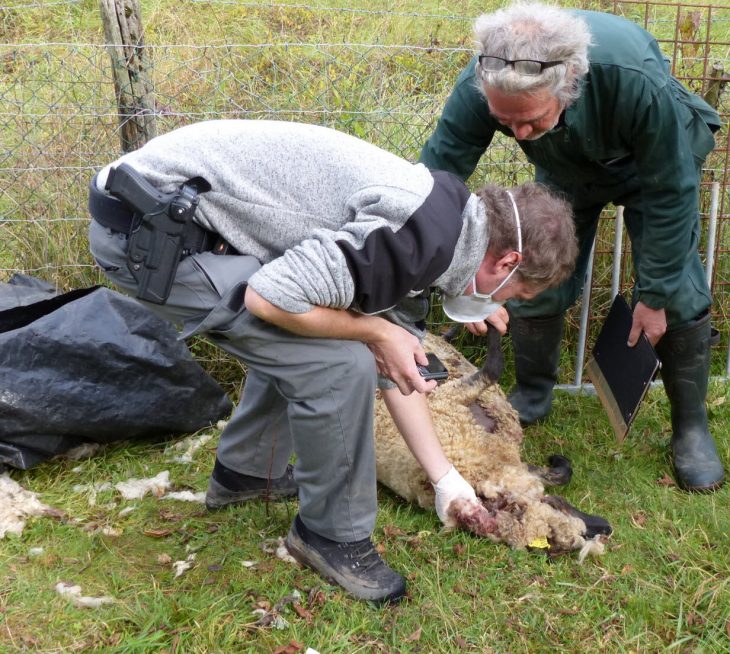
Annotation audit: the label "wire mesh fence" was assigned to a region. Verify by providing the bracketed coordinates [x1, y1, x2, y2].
[1, 0, 729, 383]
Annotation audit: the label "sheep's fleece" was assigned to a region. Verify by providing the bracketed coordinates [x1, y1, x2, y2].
[374, 332, 611, 556]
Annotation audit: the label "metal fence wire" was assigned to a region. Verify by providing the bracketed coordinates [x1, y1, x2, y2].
[1, 0, 729, 383]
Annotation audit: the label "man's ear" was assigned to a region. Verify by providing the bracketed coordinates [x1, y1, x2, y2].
[497, 250, 522, 271]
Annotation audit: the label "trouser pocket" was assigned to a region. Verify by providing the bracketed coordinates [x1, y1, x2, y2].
[178, 252, 262, 339]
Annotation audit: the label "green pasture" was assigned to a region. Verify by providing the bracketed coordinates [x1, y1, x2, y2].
[2, 384, 729, 653]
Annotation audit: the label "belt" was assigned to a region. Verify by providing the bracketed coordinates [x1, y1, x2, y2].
[87, 175, 237, 257]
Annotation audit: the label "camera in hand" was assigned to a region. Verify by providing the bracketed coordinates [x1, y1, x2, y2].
[417, 352, 449, 381]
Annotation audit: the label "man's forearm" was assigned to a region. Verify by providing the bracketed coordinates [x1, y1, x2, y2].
[381, 388, 451, 483]
[245, 286, 436, 395]
[244, 285, 392, 344]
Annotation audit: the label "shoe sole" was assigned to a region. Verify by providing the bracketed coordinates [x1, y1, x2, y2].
[284, 524, 406, 604]
[205, 476, 297, 511]
[677, 477, 725, 493]
[673, 461, 725, 493]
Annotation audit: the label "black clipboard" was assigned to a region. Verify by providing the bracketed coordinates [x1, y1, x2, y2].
[586, 295, 661, 441]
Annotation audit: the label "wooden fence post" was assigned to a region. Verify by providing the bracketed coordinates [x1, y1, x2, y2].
[99, 0, 157, 153]
[703, 63, 728, 111]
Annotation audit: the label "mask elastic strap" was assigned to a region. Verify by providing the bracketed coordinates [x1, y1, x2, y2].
[505, 190, 522, 253]
[473, 261, 517, 299]
[472, 189, 523, 299]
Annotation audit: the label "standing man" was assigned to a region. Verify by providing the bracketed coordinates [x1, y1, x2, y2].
[420, 2, 724, 492]
[88, 119, 577, 603]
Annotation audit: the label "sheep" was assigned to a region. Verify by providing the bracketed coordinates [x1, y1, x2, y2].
[374, 329, 611, 557]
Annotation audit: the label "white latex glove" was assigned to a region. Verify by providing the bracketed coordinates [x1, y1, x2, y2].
[432, 465, 478, 528]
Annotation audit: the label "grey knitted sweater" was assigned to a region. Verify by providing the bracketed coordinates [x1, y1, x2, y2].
[97, 120, 488, 318]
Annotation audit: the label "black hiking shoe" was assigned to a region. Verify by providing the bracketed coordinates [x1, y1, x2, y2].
[205, 459, 298, 510]
[285, 514, 406, 604]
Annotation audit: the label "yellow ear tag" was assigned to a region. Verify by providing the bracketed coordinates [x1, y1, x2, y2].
[528, 536, 550, 549]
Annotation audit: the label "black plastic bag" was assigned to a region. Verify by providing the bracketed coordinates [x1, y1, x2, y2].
[0, 276, 233, 469]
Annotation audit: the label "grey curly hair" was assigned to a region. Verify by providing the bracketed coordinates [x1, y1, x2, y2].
[473, 2, 592, 107]
[476, 182, 577, 291]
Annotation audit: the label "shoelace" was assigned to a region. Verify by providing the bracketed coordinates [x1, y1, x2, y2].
[340, 540, 382, 571]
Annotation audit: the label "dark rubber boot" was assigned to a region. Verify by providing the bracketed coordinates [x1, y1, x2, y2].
[655, 314, 724, 492]
[507, 313, 564, 425]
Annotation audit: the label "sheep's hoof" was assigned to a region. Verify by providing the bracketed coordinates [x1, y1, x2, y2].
[441, 325, 462, 343]
[528, 454, 573, 487]
[543, 495, 613, 539]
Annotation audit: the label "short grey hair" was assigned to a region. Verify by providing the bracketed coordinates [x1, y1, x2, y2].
[476, 182, 577, 291]
[473, 2, 592, 107]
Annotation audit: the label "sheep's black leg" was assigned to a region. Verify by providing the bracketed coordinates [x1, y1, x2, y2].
[481, 326, 505, 383]
[527, 454, 573, 487]
[542, 495, 613, 539]
[441, 324, 462, 343]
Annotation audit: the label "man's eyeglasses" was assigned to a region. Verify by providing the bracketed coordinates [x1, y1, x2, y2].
[478, 54, 563, 77]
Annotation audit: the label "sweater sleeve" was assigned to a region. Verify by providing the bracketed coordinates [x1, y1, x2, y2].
[620, 72, 712, 308]
[419, 57, 497, 181]
[247, 234, 355, 314]
[247, 172, 468, 315]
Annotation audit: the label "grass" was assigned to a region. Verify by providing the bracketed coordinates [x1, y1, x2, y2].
[2, 378, 729, 653]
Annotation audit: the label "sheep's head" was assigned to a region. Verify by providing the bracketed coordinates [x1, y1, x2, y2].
[447, 491, 611, 556]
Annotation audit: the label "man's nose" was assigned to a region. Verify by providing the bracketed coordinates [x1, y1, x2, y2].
[511, 123, 532, 139]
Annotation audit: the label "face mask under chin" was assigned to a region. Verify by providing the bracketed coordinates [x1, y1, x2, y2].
[442, 188, 523, 324]
[442, 292, 504, 323]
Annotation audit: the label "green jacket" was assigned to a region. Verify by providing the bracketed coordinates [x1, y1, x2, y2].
[419, 10, 721, 310]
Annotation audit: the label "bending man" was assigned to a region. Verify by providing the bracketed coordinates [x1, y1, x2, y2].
[88, 119, 576, 603]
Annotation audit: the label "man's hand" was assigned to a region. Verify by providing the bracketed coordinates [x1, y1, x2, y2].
[368, 322, 437, 395]
[628, 301, 666, 347]
[486, 306, 509, 334]
[432, 465, 478, 528]
[464, 306, 509, 336]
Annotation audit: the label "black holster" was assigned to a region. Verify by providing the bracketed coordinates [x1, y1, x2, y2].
[105, 163, 205, 305]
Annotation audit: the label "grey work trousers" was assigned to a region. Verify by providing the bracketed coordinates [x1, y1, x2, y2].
[88, 220, 378, 541]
